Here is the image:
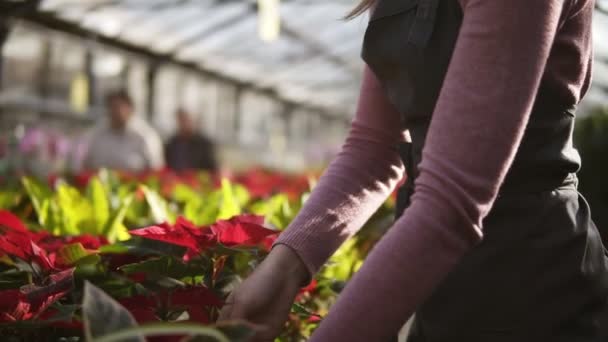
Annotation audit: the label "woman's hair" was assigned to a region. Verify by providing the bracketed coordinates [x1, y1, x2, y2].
[345, 0, 376, 19]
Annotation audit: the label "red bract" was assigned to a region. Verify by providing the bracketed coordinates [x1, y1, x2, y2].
[130, 221, 205, 253]
[132, 215, 278, 256]
[38, 308, 82, 330]
[0, 234, 56, 271]
[169, 286, 223, 323]
[0, 211, 29, 233]
[39, 235, 108, 254]
[233, 169, 311, 200]
[262, 234, 278, 252]
[119, 295, 158, 324]
[73, 170, 96, 188]
[119, 286, 222, 325]
[296, 279, 318, 302]
[300, 279, 318, 295]
[0, 210, 57, 270]
[0, 268, 74, 322]
[210, 215, 277, 247]
[0, 233, 30, 260]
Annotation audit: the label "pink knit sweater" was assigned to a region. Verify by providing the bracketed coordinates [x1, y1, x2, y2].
[275, 0, 594, 340]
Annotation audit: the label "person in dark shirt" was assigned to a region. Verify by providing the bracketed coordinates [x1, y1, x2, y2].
[165, 109, 217, 172]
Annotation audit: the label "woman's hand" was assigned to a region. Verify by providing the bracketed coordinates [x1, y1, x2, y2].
[218, 245, 309, 341]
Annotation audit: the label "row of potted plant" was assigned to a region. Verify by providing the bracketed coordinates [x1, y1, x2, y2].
[0, 169, 395, 341]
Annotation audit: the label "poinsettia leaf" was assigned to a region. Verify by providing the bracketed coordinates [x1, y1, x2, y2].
[56, 182, 94, 235]
[29, 241, 55, 271]
[21, 177, 54, 227]
[0, 270, 30, 289]
[154, 276, 185, 289]
[82, 281, 144, 342]
[88, 177, 111, 234]
[74, 254, 104, 277]
[0, 189, 22, 210]
[142, 185, 175, 224]
[119, 256, 204, 280]
[0, 210, 29, 233]
[172, 183, 200, 204]
[184, 198, 206, 225]
[20, 268, 74, 317]
[211, 216, 277, 247]
[130, 224, 200, 252]
[103, 195, 133, 243]
[249, 194, 293, 230]
[0, 289, 30, 321]
[0, 234, 30, 260]
[119, 238, 188, 258]
[56, 243, 93, 266]
[170, 286, 223, 309]
[217, 179, 241, 220]
[99, 243, 130, 254]
[43, 303, 79, 323]
[291, 303, 322, 320]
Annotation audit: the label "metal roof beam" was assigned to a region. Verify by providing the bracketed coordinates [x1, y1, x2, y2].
[14, 10, 344, 119]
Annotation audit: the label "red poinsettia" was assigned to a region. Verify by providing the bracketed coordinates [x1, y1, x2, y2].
[209, 214, 278, 247]
[129, 219, 208, 254]
[130, 215, 278, 259]
[0, 210, 30, 234]
[72, 170, 96, 188]
[0, 211, 59, 270]
[119, 286, 222, 324]
[233, 169, 311, 200]
[296, 279, 318, 302]
[38, 235, 108, 255]
[0, 268, 74, 322]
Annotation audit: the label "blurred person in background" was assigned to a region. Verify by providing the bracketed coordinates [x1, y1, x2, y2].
[83, 89, 164, 172]
[165, 108, 217, 172]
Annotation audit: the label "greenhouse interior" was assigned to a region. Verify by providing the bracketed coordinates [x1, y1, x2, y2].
[1, 0, 608, 341]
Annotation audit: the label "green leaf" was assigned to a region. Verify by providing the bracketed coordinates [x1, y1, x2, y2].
[172, 184, 200, 203]
[103, 195, 133, 243]
[142, 186, 174, 223]
[119, 256, 205, 280]
[0, 190, 22, 210]
[249, 194, 293, 230]
[0, 270, 30, 289]
[82, 281, 144, 342]
[57, 243, 92, 265]
[119, 238, 187, 258]
[88, 177, 110, 235]
[56, 182, 94, 235]
[184, 197, 205, 225]
[21, 177, 54, 227]
[46, 303, 79, 324]
[99, 243, 130, 254]
[74, 254, 104, 277]
[217, 179, 241, 220]
[291, 303, 322, 320]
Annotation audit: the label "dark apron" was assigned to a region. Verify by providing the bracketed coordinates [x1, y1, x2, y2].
[362, 0, 608, 340]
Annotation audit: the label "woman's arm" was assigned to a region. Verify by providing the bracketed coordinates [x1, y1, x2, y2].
[307, 0, 568, 340]
[275, 65, 406, 276]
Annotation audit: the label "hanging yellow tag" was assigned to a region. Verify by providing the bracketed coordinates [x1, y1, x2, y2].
[70, 72, 89, 113]
[258, 0, 280, 42]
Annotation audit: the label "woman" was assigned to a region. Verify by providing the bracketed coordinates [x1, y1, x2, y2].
[220, 0, 608, 341]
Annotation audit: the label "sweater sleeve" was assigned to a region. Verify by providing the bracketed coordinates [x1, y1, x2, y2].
[308, 0, 567, 341]
[274, 66, 406, 275]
